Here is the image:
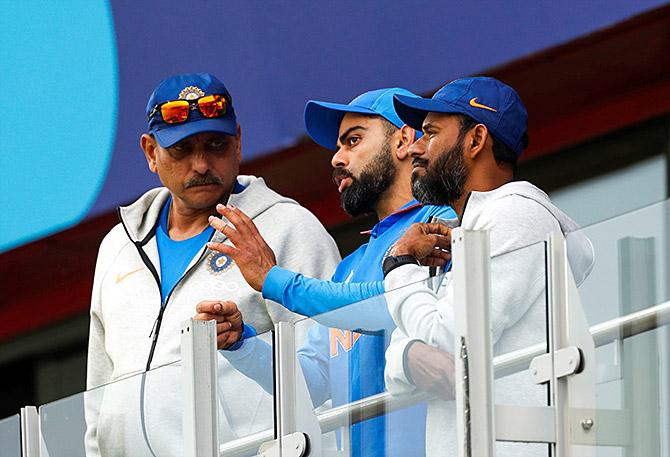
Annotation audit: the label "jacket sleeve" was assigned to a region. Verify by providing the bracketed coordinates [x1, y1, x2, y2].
[384, 197, 559, 353]
[85, 231, 120, 457]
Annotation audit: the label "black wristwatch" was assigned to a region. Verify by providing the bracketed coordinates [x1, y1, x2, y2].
[383, 254, 420, 277]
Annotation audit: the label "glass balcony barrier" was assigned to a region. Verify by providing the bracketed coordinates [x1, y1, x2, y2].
[4, 198, 670, 457]
[566, 198, 670, 456]
[39, 359, 183, 456]
[0, 414, 21, 457]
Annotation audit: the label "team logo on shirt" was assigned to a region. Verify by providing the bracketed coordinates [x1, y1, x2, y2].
[207, 252, 234, 275]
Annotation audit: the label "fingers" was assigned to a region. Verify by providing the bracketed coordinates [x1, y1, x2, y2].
[206, 241, 235, 256]
[431, 234, 451, 251]
[420, 257, 449, 268]
[195, 300, 223, 314]
[218, 204, 269, 249]
[422, 223, 452, 237]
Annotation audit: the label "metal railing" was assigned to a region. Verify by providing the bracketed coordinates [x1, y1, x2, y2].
[219, 299, 670, 456]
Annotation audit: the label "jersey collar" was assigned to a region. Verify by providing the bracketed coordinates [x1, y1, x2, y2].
[361, 199, 422, 238]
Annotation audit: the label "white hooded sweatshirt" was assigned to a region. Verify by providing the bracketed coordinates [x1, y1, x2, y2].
[384, 181, 594, 457]
[85, 175, 340, 456]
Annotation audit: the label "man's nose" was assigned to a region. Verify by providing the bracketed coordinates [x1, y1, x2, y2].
[191, 149, 211, 174]
[408, 137, 426, 158]
[331, 148, 349, 168]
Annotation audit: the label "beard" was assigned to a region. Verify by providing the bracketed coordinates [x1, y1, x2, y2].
[334, 140, 396, 216]
[411, 139, 468, 206]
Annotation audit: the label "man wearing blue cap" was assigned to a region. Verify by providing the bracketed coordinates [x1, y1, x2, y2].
[382, 77, 594, 456]
[207, 88, 456, 457]
[85, 73, 340, 456]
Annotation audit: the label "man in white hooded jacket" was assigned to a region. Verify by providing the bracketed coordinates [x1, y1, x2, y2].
[85, 73, 340, 456]
[380, 77, 594, 457]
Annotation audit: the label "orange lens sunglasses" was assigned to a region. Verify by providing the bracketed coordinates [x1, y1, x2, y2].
[148, 94, 227, 124]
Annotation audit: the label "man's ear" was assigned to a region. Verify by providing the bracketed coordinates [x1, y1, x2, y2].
[467, 124, 489, 160]
[140, 133, 159, 173]
[395, 125, 416, 161]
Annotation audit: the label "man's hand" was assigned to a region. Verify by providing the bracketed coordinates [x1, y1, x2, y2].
[390, 222, 452, 267]
[193, 300, 244, 349]
[406, 341, 455, 400]
[207, 204, 277, 291]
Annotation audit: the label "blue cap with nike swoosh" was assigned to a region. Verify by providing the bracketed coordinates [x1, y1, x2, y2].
[304, 87, 422, 151]
[393, 76, 528, 156]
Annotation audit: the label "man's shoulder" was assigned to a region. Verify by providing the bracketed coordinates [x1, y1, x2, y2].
[98, 223, 130, 253]
[416, 204, 457, 221]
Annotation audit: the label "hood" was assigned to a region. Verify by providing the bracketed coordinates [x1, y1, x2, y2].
[118, 175, 296, 243]
[467, 181, 595, 285]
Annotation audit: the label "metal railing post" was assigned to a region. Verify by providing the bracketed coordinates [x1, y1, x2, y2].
[20, 405, 39, 457]
[266, 321, 320, 457]
[452, 228, 495, 457]
[181, 318, 219, 457]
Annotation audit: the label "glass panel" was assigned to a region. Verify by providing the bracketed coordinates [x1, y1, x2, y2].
[217, 329, 276, 457]
[566, 198, 670, 456]
[0, 414, 21, 457]
[285, 272, 469, 457]
[40, 359, 182, 457]
[490, 241, 550, 456]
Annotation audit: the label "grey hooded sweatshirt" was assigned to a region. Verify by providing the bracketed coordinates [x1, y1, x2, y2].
[384, 181, 595, 457]
[85, 175, 340, 456]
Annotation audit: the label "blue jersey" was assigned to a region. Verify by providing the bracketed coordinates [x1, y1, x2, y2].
[300, 201, 456, 457]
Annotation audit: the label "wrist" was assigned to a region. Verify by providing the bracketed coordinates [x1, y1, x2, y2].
[383, 254, 420, 277]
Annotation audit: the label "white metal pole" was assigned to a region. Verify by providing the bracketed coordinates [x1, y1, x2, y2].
[20, 405, 40, 457]
[452, 228, 495, 457]
[181, 318, 219, 457]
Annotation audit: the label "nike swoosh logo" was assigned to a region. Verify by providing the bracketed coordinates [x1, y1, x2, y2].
[469, 97, 497, 112]
[115, 267, 144, 284]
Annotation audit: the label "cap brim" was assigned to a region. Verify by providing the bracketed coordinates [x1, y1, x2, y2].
[153, 117, 237, 148]
[393, 95, 463, 131]
[304, 101, 379, 150]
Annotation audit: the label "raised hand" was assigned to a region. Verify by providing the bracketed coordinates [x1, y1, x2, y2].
[207, 204, 277, 292]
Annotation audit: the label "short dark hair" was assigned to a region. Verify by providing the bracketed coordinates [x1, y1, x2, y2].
[373, 115, 398, 138]
[458, 115, 527, 167]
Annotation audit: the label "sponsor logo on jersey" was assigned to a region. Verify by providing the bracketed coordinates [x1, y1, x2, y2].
[330, 329, 362, 357]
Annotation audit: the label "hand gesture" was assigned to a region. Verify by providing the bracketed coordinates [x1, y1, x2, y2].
[193, 300, 244, 349]
[207, 204, 277, 292]
[390, 222, 452, 267]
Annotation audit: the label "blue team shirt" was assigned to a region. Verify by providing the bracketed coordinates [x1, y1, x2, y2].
[262, 201, 456, 457]
[156, 196, 214, 302]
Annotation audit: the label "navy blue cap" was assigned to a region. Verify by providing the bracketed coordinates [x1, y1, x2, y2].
[304, 88, 420, 151]
[393, 77, 528, 156]
[146, 72, 237, 148]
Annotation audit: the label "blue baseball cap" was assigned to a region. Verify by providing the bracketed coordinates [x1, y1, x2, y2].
[146, 72, 237, 148]
[304, 87, 420, 151]
[393, 77, 528, 156]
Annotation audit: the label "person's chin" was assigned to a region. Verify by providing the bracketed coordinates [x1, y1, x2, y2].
[186, 185, 226, 207]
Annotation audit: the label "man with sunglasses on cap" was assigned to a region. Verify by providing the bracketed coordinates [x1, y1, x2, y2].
[207, 88, 456, 457]
[381, 77, 594, 456]
[85, 72, 340, 456]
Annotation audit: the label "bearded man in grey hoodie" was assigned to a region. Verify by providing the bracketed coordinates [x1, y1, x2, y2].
[84, 73, 340, 456]
[381, 77, 594, 457]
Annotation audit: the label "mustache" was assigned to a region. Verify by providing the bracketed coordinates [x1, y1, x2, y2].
[412, 157, 429, 168]
[332, 167, 354, 186]
[184, 172, 224, 189]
